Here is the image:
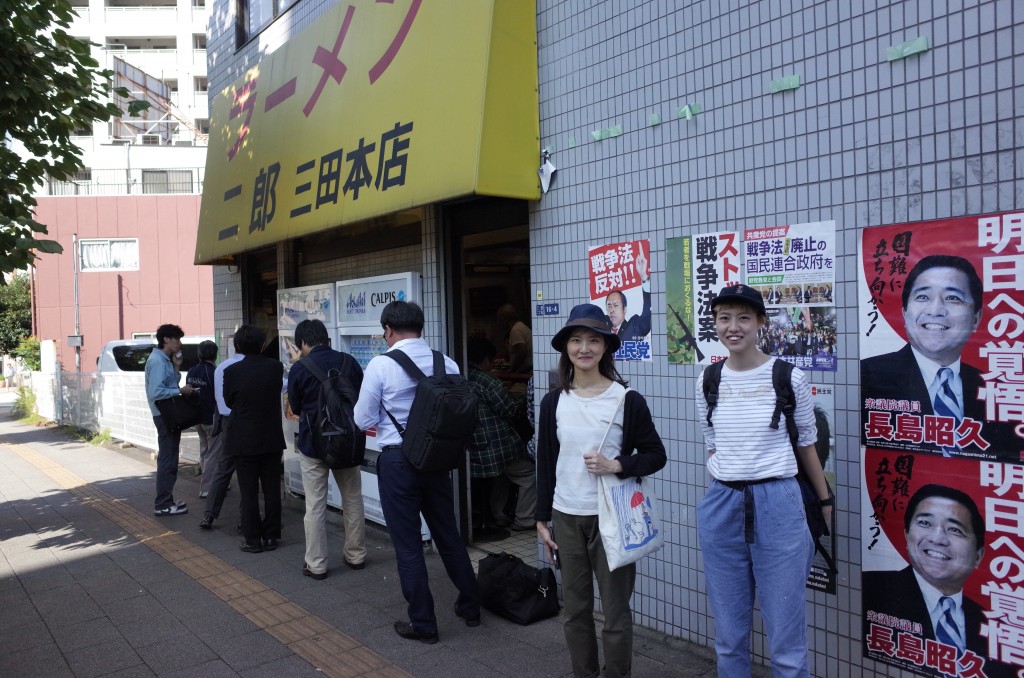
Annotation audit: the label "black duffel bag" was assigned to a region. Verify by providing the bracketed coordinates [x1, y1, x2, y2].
[477, 552, 560, 625]
[154, 395, 201, 432]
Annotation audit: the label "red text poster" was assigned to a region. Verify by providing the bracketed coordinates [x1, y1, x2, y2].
[859, 213, 1024, 461]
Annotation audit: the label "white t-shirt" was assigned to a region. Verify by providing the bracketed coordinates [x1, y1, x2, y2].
[552, 382, 626, 516]
[695, 358, 817, 481]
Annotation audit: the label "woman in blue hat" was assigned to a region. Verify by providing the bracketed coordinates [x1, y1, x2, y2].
[535, 303, 666, 678]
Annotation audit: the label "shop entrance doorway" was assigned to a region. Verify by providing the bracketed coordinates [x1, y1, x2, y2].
[441, 198, 535, 555]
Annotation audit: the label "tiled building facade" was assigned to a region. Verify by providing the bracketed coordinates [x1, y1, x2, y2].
[206, 2, 1023, 674]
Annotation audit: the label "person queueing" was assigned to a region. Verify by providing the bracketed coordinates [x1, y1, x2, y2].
[466, 337, 536, 533]
[146, 323, 197, 516]
[287, 318, 367, 579]
[353, 301, 480, 644]
[198, 343, 243, 530]
[695, 284, 832, 677]
[222, 325, 286, 553]
[535, 304, 666, 678]
[186, 340, 223, 499]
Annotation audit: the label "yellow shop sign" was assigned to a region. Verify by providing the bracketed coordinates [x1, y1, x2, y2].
[196, 0, 539, 264]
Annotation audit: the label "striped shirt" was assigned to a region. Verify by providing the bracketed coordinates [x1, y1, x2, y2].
[695, 358, 817, 481]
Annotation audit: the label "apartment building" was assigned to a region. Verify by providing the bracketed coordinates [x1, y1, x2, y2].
[28, 0, 214, 371]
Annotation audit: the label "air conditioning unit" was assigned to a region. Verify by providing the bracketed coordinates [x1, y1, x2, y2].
[137, 134, 162, 145]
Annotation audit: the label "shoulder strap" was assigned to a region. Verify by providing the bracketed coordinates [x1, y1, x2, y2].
[384, 349, 429, 380]
[771, 359, 798, 447]
[701, 361, 725, 428]
[381, 349, 438, 438]
[299, 357, 328, 384]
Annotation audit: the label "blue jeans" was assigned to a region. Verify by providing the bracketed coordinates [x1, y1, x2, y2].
[154, 415, 182, 510]
[377, 447, 479, 635]
[697, 478, 814, 678]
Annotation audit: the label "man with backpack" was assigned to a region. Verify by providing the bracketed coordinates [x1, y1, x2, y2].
[287, 319, 366, 580]
[695, 284, 832, 677]
[353, 301, 480, 644]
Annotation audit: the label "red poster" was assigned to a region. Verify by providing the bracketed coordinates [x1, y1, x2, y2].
[860, 213, 1024, 461]
[862, 449, 1024, 676]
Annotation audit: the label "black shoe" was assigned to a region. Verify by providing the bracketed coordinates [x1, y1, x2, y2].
[302, 563, 327, 580]
[344, 559, 365, 570]
[393, 621, 438, 644]
[454, 604, 481, 628]
[262, 538, 279, 551]
[199, 515, 213, 530]
[239, 541, 264, 553]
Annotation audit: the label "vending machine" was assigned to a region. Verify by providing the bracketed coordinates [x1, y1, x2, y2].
[280, 273, 426, 539]
[276, 284, 340, 505]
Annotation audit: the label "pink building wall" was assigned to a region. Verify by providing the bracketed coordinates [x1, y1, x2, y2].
[33, 195, 214, 371]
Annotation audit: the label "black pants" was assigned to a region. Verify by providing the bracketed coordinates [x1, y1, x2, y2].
[235, 451, 282, 545]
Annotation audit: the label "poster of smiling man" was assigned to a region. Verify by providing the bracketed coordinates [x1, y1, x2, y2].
[587, 239, 652, 362]
[859, 213, 1024, 462]
[861, 449, 1024, 677]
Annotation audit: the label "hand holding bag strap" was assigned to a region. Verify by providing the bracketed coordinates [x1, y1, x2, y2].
[596, 389, 630, 461]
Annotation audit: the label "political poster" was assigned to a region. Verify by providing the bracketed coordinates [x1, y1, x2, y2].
[664, 232, 742, 364]
[861, 448, 1024, 677]
[859, 213, 1024, 462]
[587, 240, 652, 362]
[747, 222, 838, 371]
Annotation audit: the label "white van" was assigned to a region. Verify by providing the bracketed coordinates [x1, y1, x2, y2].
[97, 337, 215, 375]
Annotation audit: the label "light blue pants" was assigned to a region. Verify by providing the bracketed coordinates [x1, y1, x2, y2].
[697, 478, 814, 677]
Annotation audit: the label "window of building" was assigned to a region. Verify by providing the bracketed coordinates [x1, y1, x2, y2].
[47, 170, 93, 196]
[142, 169, 194, 194]
[238, 0, 295, 46]
[194, 118, 210, 135]
[79, 238, 139, 272]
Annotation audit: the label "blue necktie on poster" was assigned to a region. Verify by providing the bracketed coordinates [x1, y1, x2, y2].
[933, 368, 962, 421]
[933, 368, 962, 457]
[935, 596, 964, 677]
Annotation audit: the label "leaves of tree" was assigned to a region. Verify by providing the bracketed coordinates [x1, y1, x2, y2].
[0, 0, 149, 276]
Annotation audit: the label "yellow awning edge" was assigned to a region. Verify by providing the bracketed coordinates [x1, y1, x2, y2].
[195, 0, 540, 264]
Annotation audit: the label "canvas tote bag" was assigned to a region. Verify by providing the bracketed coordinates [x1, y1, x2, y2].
[596, 390, 664, 571]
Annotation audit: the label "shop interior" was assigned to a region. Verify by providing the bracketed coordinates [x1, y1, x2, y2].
[443, 198, 536, 557]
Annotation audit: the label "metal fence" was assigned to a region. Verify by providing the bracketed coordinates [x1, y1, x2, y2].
[26, 371, 200, 463]
[42, 167, 205, 197]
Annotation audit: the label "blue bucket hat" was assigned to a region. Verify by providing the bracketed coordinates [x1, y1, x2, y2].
[551, 303, 621, 354]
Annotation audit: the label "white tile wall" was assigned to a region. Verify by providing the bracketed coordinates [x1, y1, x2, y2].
[207, 0, 1023, 674]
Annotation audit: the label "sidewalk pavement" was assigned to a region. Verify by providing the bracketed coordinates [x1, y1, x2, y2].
[0, 394, 728, 677]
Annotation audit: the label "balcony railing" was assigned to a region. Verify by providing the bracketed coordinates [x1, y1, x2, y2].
[42, 167, 205, 197]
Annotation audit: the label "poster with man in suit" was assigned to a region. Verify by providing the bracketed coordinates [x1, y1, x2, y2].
[859, 214, 1024, 461]
[861, 449, 1021, 677]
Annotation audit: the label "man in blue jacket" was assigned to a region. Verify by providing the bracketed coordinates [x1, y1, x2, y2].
[145, 324, 197, 516]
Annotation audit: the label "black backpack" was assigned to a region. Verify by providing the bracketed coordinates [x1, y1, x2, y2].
[384, 350, 480, 472]
[299, 357, 366, 469]
[702, 359, 836, 574]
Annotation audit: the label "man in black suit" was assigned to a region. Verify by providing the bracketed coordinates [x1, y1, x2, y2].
[604, 248, 651, 342]
[861, 254, 1022, 459]
[223, 325, 286, 553]
[862, 484, 1015, 677]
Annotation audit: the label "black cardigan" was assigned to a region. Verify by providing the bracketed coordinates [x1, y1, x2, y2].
[535, 388, 667, 523]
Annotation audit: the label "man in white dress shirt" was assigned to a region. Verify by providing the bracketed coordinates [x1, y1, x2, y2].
[353, 301, 480, 644]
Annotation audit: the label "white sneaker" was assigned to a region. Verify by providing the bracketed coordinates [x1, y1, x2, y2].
[199, 491, 209, 499]
[154, 503, 188, 516]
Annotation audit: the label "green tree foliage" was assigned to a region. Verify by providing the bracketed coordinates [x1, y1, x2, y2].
[15, 336, 41, 372]
[0, 272, 32, 355]
[0, 1, 148, 275]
